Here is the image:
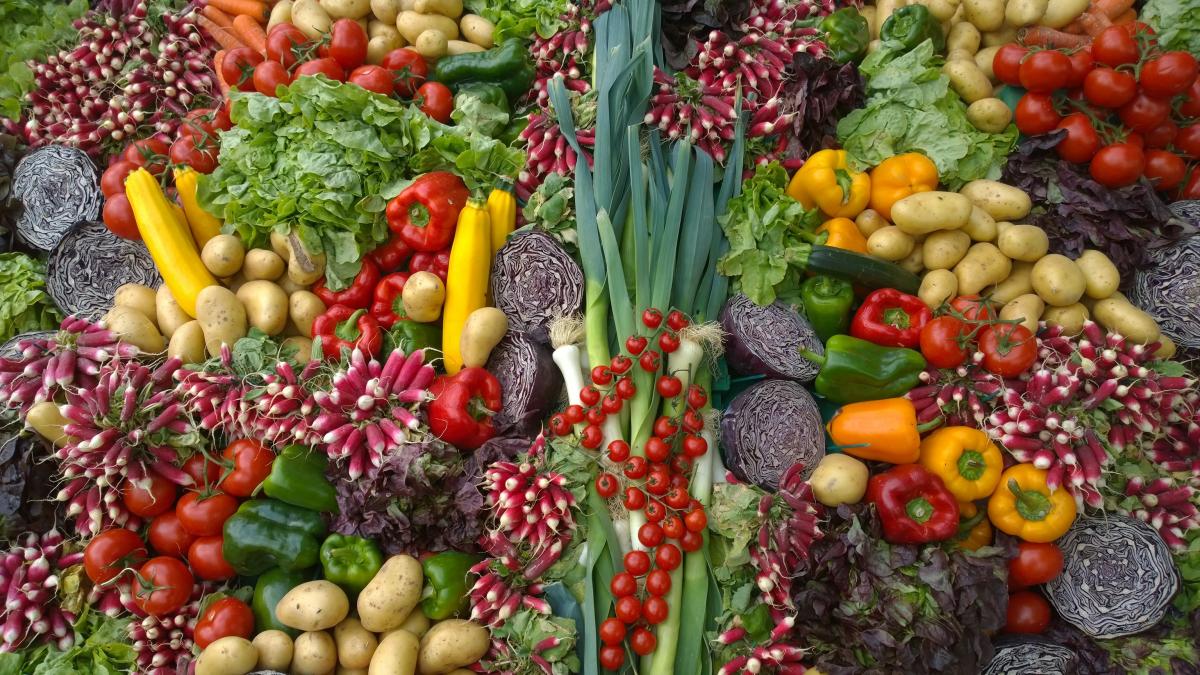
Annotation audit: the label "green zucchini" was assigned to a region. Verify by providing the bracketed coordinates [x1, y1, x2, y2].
[806, 245, 921, 294]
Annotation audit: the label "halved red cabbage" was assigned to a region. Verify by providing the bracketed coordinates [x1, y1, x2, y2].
[490, 230, 583, 344]
[47, 220, 161, 318]
[982, 638, 1077, 675]
[719, 379, 824, 490]
[485, 331, 562, 437]
[12, 146, 101, 251]
[721, 294, 822, 382]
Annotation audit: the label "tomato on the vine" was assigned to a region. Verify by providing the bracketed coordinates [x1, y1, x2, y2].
[979, 323, 1037, 377]
[1082, 67, 1137, 108]
[595, 472, 619, 498]
[614, 595, 641, 623]
[147, 512, 194, 558]
[638, 522, 665, 548]
[319, 19, 368, 72]
[380, 48, 428, 98]
[168, 134, 218, 174]
[103, 193, 140, 240]
[598, 617, 626, 646]
[220, 439, 273, 497]
[680, 529, 703, 552]
[1054, 113, 1101, 164]
[615, 378, 637, 399]
[656, 375, 682, 398]
[188, 535, 236, 581]
[348, 65, 394, 96]
[220, 47, 263, 92]
[1182, 79, 1200, 118]
[1092, 25, 1139, 67]
[1019, 50, 1071, 93]
[681, 433, 707, 458]
[1015, 93, 1061, 135]
[610, 571, 637, 597]
[1177, 123, 1200, 159]
[684, 508, 707, 532]
[1145, 121, 1178, 149]
[666, 310, 689, 331]
[1118, 92, 1171, 133]
[623, 486, 646, 510]
[624, 456, 648, 479]
[685, 385, 707, 409]
[642, 596, 668, 625]
[266, 24, 310, 68]
[175, 491, 238, 537]
[1064, 47, 1094, 88]
[179, 108, 217, 141]
[294, 57, 346, 82]
[661, 514, 685, 540]
[416, 81, 453, 123]
[645, 568, 671, 596]
[624, 550, 651, 576]
[992, 44, 1027, 86]
[655, 543, 682, 571]
[83, 529, 148, 584]
[133, 556, 193, 617]
[1178, 166, 1200, 200]
[631, 626, 657, 655]
[1090, 142, 1146, 187]
[1009, 542, 1064, 589]
[641, 308, 664, 329]
[920, 316, 969, 369]
[1005, 591, 1052, 634]
[1144, 150, 1186, 190]
[1139, 51, 1199, 98]
[100, 160, 137, 197]
[599, 644, 624, 670]
[253, 59, 291, 97]
[123, 137, 169, 175]
[194, 596, 254, 649]
[608, 439, 631, 462]
[950, 295, 994, 322]
[644, 436, 670, 463]
[122, 470, 177, 518]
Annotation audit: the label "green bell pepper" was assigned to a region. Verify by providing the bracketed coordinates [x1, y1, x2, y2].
[261, 445, 339, 514]
[431, 42, 535, 105]
[320, 534, 383, 597]
[420, 551, 481, 620]
[222, 498, 327, 576]
[253, 567, 311, 636]
[799, 275, 855, 343]
[880, 4, 945, 53]
[801, 334, 926, 405]
[820, 8, 871, 63]
[388, 318, 441, 355]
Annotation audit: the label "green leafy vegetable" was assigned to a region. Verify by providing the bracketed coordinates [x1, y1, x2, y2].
[0, 0, 88, 120]
[1141, 0, 1200, 56]
[0, 252, 62, 342]
[0, 610, 135, 675]
[464, 0, 569, 44]
[836, 40, 1018, 190]
[521, 173, 578, 253]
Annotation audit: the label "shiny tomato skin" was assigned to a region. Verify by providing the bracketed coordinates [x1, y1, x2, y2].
[294, 57, 345, 82]
[1179, 167, 1200, 200]
[992, 44, 1027, 86]
[1008, 542, 1064, 589]
[979, 323, 1037, 377]
[1005, 590, 1052, 634]
[1064, 47, 1094, 88]
[920, 316, 969, 369]
[176, 491, 238, 537]
[180, 108, 217, 141]
[1145, 121, 1178, 149]
[83, 529, 148, 584]
[219, 439, 273, 497]
[1091, 25, 1139, 67]
[1055, 113, 1101, 163]
[1015, 93, 1061, 135]
[188, 535, 237, 581]
[169, 134, 218, 174]
[1118, 92, 1171, 133]
[1019, 50, 1071, 93]
[183, 454, 223, 489]
[103, 193, 140, 240]
[194, 597, 254, 649]
[100, 160, 137, 197]
[1143, 150, 1186, 191]
[1082, 67, 1137, 108]
[380, 48, 428, 97]
[1090, 142, 1146, 187]
[253, 59, 291, 97]
[416, 81, 453, 123]
[950, 294, 995, 322]
[320, 19, 368, 71]
[121, 470, 178, 518]
[348, 65, 395, 96]
[123, 138, 170, 175]
[266, 24, 310, 68]
[148, 512, 195, 558]
[1177, 123, 1200, 159]
[1182, 78, 1200, 118]
[220, 47, 263, 93]
[133, 557, 194, 617]
[1139, 51, 1199, 98]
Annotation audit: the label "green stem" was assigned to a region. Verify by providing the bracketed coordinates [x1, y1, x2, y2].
[585, 284, 611, 374]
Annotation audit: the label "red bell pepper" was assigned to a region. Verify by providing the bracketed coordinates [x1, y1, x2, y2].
[850, 288, 932, 348]
[370, 272, 410, 328]
[312, 305, 383, 358]
[866, 464, 960, 544]
[386, 172, 469, 252]
[368, 232, 413, 273]
[312, 258, 381, 310]
[427, 367, 502, 450]
[408, 247, 450, 282]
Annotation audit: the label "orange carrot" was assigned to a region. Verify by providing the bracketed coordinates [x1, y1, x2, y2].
[196, 15, 248, 51]
[1077, 9, 1114, 36]
[1113, 9, 1136, 24]
[1019, 25, 1092, 48]
[213, 49, 231, 96]
[206, 0, 268, 22]
[232, 14, 268, 54]
[201, 4, 234, 28]
[1091, 0, 1136, 19]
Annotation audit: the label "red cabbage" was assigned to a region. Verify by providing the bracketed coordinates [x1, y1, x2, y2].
[982, 637, 1078, 675]
[1129, 235, 1200, 349]
[46, 220, 161, 318]
[490, 230, 583, 344]
[720, 293, 822, 382]
[485, 331, 561, 437]
[11, 145, 101, 252]
[719, 378, 824, 489]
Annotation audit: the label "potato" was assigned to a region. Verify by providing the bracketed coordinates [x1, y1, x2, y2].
[236, 280, 290, 335]
[156, 285, 193, 337]
[1040, 0, 1089, 28]
[867, 226, 914, 261]
[336, 617, 379, 669]
[268, 0, 294, 29]
[961, 205, 997, 242]
[290, 291, 327, 338]
[401, 272, 445, 323]
[114, 283, 158, 326]
[1093, 296, 1161, 344]
[915, 0, 956, 21]
[195, 636, 258, 675]
[987, 261, 1033, 305]
[104, 305, 165, 353]
[810, 454, 869, 507]
[959, 180, 1031, 221]
[445, 39, 485, 55]
[358, 555, 423, 632]
[861, 5, 878, 37]
[459, 14, 494, 48]
[962, 0, 1003, 30]
[1155, 335, 1177, 360]
[196, 286, 248, 356]
[201, 234, 245, 278]
[368, 34, 404, 63]
[242, 249, 285, 281]
[292, 0, 333, 38]
[946, 22, 980, 54]
[854, 208, 888, 238]
[413, 0, 461, 16]
[293, 631, 338, 675]
[460, 307, 508, 368]
[341, 669, 370, 675]
[413, 29, 448, 59]
[25, 401, 74, 447]
[396, 10, 458, 42]
[891, 192, 972, 235]
[283, 336, 314, 363]
[371, 0, 403, 22]
[943, 60, 992, 103]
[1074, 249, 1120, 300]
[981, 25, 1018, 46]
[919, 269, 958, 309]
[898, 245, 924, 275]
[321, 0, 372, 18]
[287, 234, 327, 286]
[417, 620, 489, 675]
[167, 320, 206, 364]
[1000, 294, 1044, 334]
[395, 608, 430, 638]
[253, 630, 294, 671]
[1005, 0, 1047, 26]
[370, 19, 401, 40]
[1031, 254, 1086, 307]
[369, 629, 419, 675]
[974, 45, 1002, 81]
[997, 224, 1049, 262]
[966, 98, 1012, 133]
[1041, 303, 1089, 336]
[278, 581, 350, 632]
[922, 230, 971, 270]
[954, 242, 1011, 295]
[270, 231, 292, 260]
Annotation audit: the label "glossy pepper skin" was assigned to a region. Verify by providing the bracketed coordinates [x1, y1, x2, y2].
[851, 288, 932, 348]
[370, 272, 411, 328]
[867, 464, 960, 544]
[368, 231, 413, 273]
[820, 7, 870, 63]
[954, 501, 993, 551]
[427, 367, 502, 450]
[799, 275, 855, 343]
[388, 318, 441, 354]
[222, 498, 327, 576]
[320, 534, 383, 597]
[313, 305, 383, 358]
[802, 335, 926, 404]
[420, 551, 481, 620]
[409, 248, 450, 282]
[918, 426, 1003, 502]
[987, 464, 1077, 543]
[261, 445, 339, 514]
[312, 258, 380, 310]
[431, 41, 535, 104]
[827, 398, 924, 464]
[786, 149, 871, 219]
[253, 567, 310, 636]
[880, 4, 946, 52]
[868, 152, 938, 221]
[386, 172, 469, 252]
[816, 217, 868, 254]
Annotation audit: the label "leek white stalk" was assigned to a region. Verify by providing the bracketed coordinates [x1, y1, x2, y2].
[552, 343, 586, 407]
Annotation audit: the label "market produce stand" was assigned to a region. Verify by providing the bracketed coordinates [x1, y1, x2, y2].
[0, 0, 1198, 672]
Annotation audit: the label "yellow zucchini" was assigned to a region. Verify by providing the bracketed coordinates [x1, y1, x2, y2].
[441, 199, 491, 374]
[174, 167, 223, 247]
[125, 168, 218, 317]
[487, 179, 516, 256]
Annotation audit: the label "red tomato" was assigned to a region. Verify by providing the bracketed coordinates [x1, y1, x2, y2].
[416, 81, 453, 123]
[1082, 67, 1137, 108]
[1140, 52, 1199, 98]
[1091, 25, 1139, 67]
[599, 617, 626, 646]
[194, 597, 254, 649]
[1144, 150, 1186, 190]
[148, 512, 195, 558]
[133, 557, 194, 617]
[1145, 121, 1178, 149]
[319, 19, 368, 71]
[1019, 50, 1072, 93]
[992, 44, 1027, 86]
[100, 160, 137, 197]
[599, 645, 624, 670]
[294, 57, 345, 82]
[380, 48, 428, 97]
[630, 626, 656, 656]
[176, 492, 238, 537]
[83, 529, 148, 584]
[1064, 47, 1093, 88]
[220, 47, 263, 93]
[266, 24, 311, 68]
[920, 316, 969, 369]
[348, 65, 395, 96]
[614, 595, 640, 623]
[253, 59, 291, 97]
[1009, 542, 1064, 589]
[121, 470, 178, 518]
[103, 193, 140, 240]
[1005, 591, 1052, 634]
[179, 108, 217, 141]
[1015, 93, 1061, 135]
[1177, 123, 1200, 159]
[123, 137, 170, 175]
[950, 295, 995, 322]
[1182, 78, 1200, 118]
[645, 568, 671, 596]
[1179, 166, 1200, 200]
[1118, 92, 1171, 133]
[183, 454, 223, 489]
[1090, 142, 1146, 187]
[168, 134, 218, 174]
[220, 439, 273, 497]
[610, 571, 637, 597]
[642, 595, 669, 624]
[979, 323, 1037, 377]
[188, 535, 237, 581]
[212, 100, 234, 131]
[1055, 113, 1101, 163]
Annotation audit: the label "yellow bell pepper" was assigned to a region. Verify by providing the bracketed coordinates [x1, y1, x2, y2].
[786, 149, 871, 219]
[868, 152, 938, 221]
[954, 501, 993, 551]
[817, 217, 868, 254]
[987, 464, 1077, 543]
[918, 426, 1003, 502]
[441, 198, 492, 374]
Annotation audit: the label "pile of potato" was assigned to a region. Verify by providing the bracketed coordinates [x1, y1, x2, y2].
[195, 555, 488, 675]
[271, 0, 497, 63]
[859, 179, 1170, 353]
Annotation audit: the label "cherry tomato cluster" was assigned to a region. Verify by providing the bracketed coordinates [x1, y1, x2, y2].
[1000, 24, 1200, 195]
[919, 295, 1037, 377]
[1003, 542, 1064, 635]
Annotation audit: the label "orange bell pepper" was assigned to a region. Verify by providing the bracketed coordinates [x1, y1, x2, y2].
[817, 217, 869, 254]
[787, 149, 871, 219]
[868, 152, 938, 221]
[827, 398, 923, 464]
[954, 501, 993, 551]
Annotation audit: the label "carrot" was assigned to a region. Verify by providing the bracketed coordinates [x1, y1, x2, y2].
[1113, 9, 1136, 24]
[232, 14, 268, 54]
[196, 15, 248, 51]
[1077, 9, 1114, 36]
[1019, 25, 1092, 48]
[1090, 0, 1136, 19]
[206, 0, 268, 22]
[213, 49, 231, 96]
[201, 4, 234, 28]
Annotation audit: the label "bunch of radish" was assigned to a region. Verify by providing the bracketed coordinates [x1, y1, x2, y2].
[0, 531, 81, 653]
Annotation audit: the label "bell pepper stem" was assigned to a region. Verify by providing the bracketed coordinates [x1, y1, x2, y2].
[335, 309, 366, 341]
[905, 497, 934, 524]
[799, 348, 826, 367]
[954, 510, 987, 537]
[956, 450, 987, 481]
[1008, 478, 1052, 522]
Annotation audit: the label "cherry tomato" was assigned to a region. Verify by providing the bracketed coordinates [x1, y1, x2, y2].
[595, 472, 619, 498]
[1144, 150, 1186, 191]
[645, 467, 670, 496]
[194, 596, 254, 649]
[684, 508, 707, 532]
[979, 323, 1037, 377]
[319, 19, 368, 72]
[1015, 93, 1061, 135]
[103, 193, 140, 240]
[343, 64, 396, 96]
[655, 375, 682, 398]
[1082, 67, 1137, 108]
[1176, 123, 1200, 159]
[599, 617, 626, 646]
[614, 595, 641, 623]
[123, 137, 170, 175]
[175, 491, 239, 537]
[168, 134, 218, 174]
[100, 160, 137, 197]
[666, 310, 689, 330]
[642, 596, 669, 625]
[644, 436, 670, 463]
[1178, 165, 1200, 200]
[1091, 25, 1139, 67]
[615, 378, 637, 399]
[638, 350, 660, 372]
[147, 512, 195, 558]
[294, 57, 345, 82]
[133, 556, 194, 617]
[253, 59, 292, 97]
[1054, 112, 1101, 164]
[685, 385, 707, 409]
[919, 316, 968, 368]
[121, 471, 178, 518]
[212, 99, 233, 131]
[1005, 590, 1052, 634]
[1090, 142, 1146, 187]
[1145, 121, 1178, 149]
[655, 543, 682, 571]
[653, 416, 678, 438]
[645, 568, 671, 596]
[1139, 51, 1199, 98]
[992, 44, 1027, 86]
[610, 355, 633, 374]
[641, 308, 664, 329]
[188, 535, 236, 581]
[221, 47, 263, 92]
[219, 439, 273, 497]
[608, 439, 631, 463]
[179, 108, 217, 141]
[1182, 78, 1200, 118]
[266, 24, 311, 68]
[581, 423, 603, 449]
[380, 48, 429, 98]
[587, 410, 607, 428]
[1009, 542, 1064, 589]
[658, 332, 680, 353]
[183, 454, 223, 489]
[680, 529, 703, 552]
[83, 529, 148, 584]
[639, 522, 665, 548]
[1064, 47, 1093, 88]
[630, 626, 657, 655]
[624, 550, 651, 576]
[1019, 50, 1071, 93]
[416, 81, 453, 123]
[548, 413, 570, 436]
[1118, 92, 1171, 133]
[625, 335, 649, 355]
[623, 486, 646, 510]
[610, 571, 637, 597]
[599, 644, 624, 670]
[950, 294, 994, 322]
[661, 515, 685, 540]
